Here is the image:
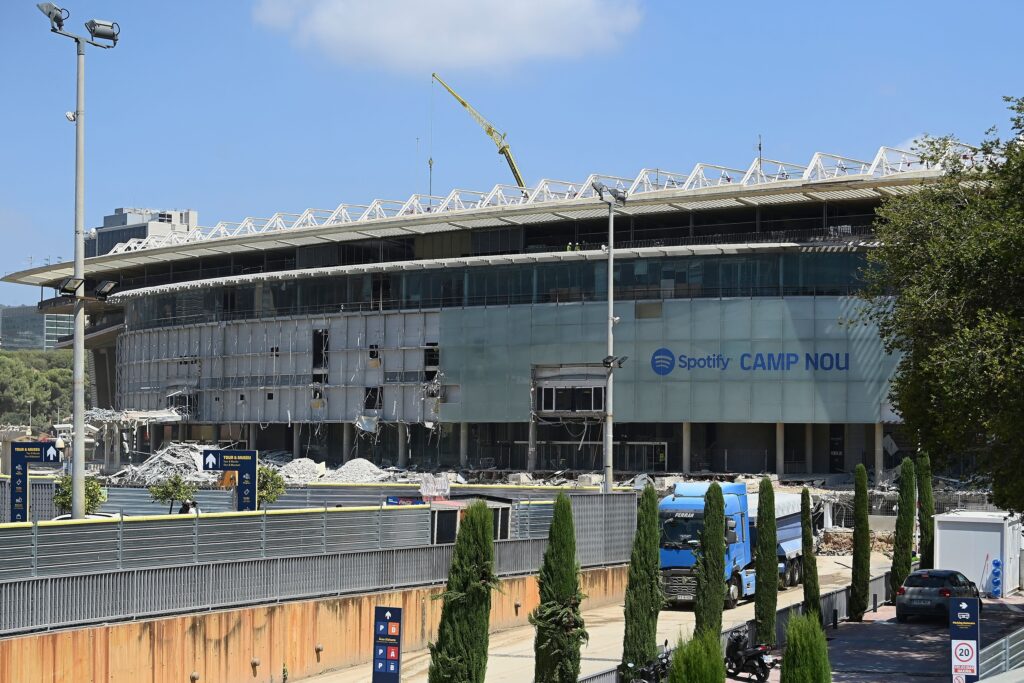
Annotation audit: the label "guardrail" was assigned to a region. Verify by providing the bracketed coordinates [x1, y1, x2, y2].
[578, 572, 890, 683]
[981, 624, 1024, 678]
[0, 494, 634, 637]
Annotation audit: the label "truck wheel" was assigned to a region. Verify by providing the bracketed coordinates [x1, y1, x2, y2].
[725, 576, 740, 610]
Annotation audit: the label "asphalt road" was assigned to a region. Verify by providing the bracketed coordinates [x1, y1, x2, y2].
[822, 596, 1024, 682]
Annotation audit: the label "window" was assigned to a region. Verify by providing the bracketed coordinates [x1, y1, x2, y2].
[424, 344, 440, 366]
[238, 393, 246, 402]
[313, 329, 329, 369]
[270, 346, 280, 357]
[369, 343, 380, 360]
[267, 392, 274, 400]
[313, 370, 328, 384]
[312, 388, 323, 400]
[364, 387, 383, 410]
[537, 385, 604, 412]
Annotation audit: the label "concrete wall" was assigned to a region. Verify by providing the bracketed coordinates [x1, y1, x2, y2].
[0, 564, 628, 683]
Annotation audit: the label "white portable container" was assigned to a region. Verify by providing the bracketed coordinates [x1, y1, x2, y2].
[934, 510, 1022, 597]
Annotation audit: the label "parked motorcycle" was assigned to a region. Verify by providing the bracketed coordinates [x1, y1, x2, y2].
[724, 630, 775, 682]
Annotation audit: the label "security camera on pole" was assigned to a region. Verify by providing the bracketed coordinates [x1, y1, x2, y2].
[36, 3, 119, 518]
[591, 182, 627, 494]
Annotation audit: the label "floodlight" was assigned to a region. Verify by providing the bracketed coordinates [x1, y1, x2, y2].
[591, 181, 627, 205]
[85, 19, 119, 45]
[65, 111, 76, 122]
[95, 280, 117, 297]
[37, 3, 68, 31]
[58, 276, 85, 295]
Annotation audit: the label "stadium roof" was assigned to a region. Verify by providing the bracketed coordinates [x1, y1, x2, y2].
[4, 145, 958, 287]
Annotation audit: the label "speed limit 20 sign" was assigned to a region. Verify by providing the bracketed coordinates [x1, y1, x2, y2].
[949, 597, 980, 682]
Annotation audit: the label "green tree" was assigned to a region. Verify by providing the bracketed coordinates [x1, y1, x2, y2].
[621, 485, 662, 679]
[148, 474, 198, 514]
[754, 477, 778, 645]
[860, 97, 1024, 511]
[780, 613, 832, 683]
[0, 350, 85, 430]
[849, 465, 871, 621]
[531, 493, 588, 682]
[256, 465, 285, 509]
[694, 482, 726, 636]
[668, 629, 725, 683]
[890, 457, 917, 597]
[428, 501, 497, 683]
[800, 488, 820, 621]
[53, 475, 107, 515]
[916, 453, 935, 569]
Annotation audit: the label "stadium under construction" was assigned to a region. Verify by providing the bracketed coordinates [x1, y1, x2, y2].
[5, 146, 952, 476]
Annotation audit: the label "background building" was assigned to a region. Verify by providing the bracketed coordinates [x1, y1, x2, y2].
[85, 207, 198, 257]
[5, 146, 944, 474]
[0, 305, 73, 350]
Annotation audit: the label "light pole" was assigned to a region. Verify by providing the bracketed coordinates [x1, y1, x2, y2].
[27, 400, 32, 434]
[37, 3, 119, 519]
[592, 182, 627, 494]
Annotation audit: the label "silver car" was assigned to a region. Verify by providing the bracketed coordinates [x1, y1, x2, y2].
[895, 569, 982, 622]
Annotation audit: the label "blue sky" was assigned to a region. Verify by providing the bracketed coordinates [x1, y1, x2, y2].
[0, 0, 1021, 304]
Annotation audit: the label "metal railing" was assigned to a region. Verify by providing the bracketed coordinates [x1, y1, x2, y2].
[578, 572, 890, 683]
[0, 493, 634, 637]
[981, 625, 1024, 678]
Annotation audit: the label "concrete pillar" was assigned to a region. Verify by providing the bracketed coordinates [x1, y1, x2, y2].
[149, 425, 159, 453]
[460, 422, 469, 468]
[682, 421, 692, 474]
[342, 422, 353, 462]
[292, 424, 301, 459]
[397, 423, 408, 468]
[874, 422, 884, 483]
[805, 423, 814, 474]
[249, 423, 258, 451]
[527, 420, 537, 472]
[176, 422, 185, 441]
[111, 425, 121, 470]
[775, 422, 785, 475]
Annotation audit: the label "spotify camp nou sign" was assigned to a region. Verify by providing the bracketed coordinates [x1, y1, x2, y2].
[650, 348, 850, 377]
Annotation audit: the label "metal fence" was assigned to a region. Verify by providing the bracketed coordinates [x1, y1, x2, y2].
[578, 572, 890, 683]
[828, 491, 998, 528]
[981, 625, 1024, 678]
[0, 493, 634, 636]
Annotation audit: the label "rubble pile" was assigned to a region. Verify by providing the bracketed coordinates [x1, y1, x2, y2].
[107, 443, 221, 486]
[320, 458, 390, 483]
[275, 458, 325, 485]
[816, 529, 894, 558]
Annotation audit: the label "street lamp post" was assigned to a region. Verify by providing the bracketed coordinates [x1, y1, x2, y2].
[592, 182, 627, 494]
[37, 3, 119, 519]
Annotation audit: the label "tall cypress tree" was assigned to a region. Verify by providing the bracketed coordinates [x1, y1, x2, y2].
[780, 613, 832, 683]
[754, 477, 778, 645]
[531, 493, 588, 682]
[849, 464, 870, 621]
[800, 487, 821, 622]
[668, 629, 725, 683]
[428, 501, 498, 683]
[890, 457, 917, 597]
[916, 453, 935, 570]
[621, 485, 662, 679]
[694, 482, 725, 637]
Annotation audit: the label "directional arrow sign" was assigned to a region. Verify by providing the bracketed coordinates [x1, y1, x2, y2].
[202, 450, 258, 511]
[44, 446, 58, 462]
[10, 442, 48, 523]
[372, 606, 402, 683]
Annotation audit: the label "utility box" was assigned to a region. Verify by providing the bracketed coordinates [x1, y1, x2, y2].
[934, 510, 1022, 597]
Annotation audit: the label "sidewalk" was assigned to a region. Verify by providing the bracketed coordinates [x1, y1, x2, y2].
[299, 554, 891, 683]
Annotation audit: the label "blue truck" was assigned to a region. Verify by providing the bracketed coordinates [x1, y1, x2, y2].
[659, 482, 804, 608]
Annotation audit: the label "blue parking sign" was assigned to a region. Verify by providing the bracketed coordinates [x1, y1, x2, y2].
[949, 597, 980, 682]
[371, 606, 402, 683]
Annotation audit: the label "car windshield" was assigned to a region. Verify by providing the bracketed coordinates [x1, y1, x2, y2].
[660, 511, 704, 549]
[904, 574, 950, 588]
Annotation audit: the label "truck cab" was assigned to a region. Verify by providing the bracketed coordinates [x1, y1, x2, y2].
[659, 482, 755, 608]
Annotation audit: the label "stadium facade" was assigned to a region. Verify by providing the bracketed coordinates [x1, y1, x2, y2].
[6, 148, 942, 475]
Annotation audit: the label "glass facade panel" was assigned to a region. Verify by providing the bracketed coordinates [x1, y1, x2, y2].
[125, 251, 868, 330]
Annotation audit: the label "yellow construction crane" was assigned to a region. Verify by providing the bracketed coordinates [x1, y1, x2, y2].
[432, 72, 527, 189]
